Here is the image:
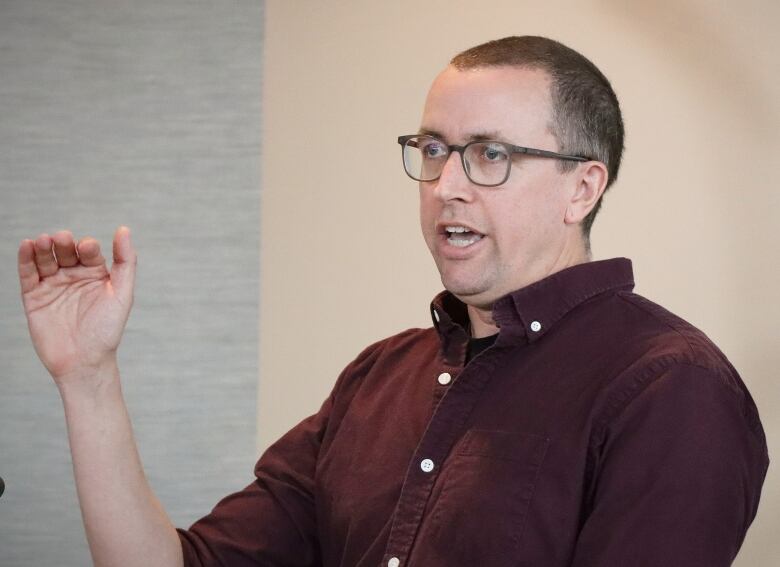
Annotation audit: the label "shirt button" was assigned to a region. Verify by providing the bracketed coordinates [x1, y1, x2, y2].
[420, 458, 435, 473]
[388, 558, 400, 567]
[530, 320, 542, 332]
[437, 372, 452, 385]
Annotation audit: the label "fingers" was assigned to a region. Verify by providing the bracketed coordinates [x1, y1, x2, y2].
[110, 226, 137, 303]
[33, 234, 59, 278]
[76, 237, 106, 267]
[18, 239, 40, 294]
[112, 226, 136, 266]
[20, 230, 110, 287]
[52, 230, 79, 268]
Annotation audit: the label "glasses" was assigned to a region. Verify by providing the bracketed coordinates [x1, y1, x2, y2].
[397, 134, 592, 187]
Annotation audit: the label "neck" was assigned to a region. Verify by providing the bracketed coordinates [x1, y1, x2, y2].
[464, 242, 591, 338]
[467, 304, 499, 338]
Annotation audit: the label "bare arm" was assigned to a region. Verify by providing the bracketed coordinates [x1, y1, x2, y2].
[19, 227, 183, 567]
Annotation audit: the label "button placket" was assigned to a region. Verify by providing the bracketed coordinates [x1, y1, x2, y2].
[383, 350, 504, 565]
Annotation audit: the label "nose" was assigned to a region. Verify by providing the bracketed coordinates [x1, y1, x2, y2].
[432, 150, 475, 202]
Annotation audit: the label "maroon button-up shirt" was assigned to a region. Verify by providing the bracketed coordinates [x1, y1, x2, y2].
[178, 258, 768, 566]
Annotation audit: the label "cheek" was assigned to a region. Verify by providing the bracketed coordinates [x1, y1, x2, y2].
[419, 186, 440, 216]
[419, 191, 438, 238]
[490, 194, 561, 255]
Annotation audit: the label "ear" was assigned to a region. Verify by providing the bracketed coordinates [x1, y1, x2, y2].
[564, 161, 609, 225]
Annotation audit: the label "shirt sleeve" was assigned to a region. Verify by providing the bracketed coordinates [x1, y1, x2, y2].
[571, 362, 769, 567]
[176, 404, 327, 567]
[176, 341, 384, 567]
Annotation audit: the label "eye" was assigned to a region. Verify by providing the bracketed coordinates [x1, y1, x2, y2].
[420, 139, 448, 159]
[479, 142, 509, 162]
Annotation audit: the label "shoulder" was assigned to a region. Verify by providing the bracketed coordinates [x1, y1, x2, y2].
[592, 291, 765, 443]
[613, 290, 734, 374]
[347, 326, 439, 367]
[330, 326, 439, 393]
[565, 287, 739, 391]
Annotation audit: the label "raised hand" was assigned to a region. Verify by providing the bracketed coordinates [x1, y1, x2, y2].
[18, 226, 137, 385]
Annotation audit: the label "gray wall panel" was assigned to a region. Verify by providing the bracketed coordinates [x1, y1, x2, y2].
[0, 2, 263, 564]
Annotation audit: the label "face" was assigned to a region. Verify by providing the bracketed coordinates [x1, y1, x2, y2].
[418, 65, 583, 309]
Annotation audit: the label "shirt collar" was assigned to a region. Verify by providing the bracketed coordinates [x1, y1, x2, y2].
[430, 258, 635, 356]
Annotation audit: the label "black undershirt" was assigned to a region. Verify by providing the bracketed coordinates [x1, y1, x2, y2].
[466, 333, 498, 362]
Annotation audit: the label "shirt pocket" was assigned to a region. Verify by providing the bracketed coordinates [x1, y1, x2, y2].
[421, 429, 549, 565]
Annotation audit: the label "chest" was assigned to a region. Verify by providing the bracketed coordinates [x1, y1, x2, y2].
[314, 341, 616, 566]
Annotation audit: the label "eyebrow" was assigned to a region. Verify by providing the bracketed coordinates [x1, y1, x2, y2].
[417, 127, 508, 143]
[417, 127, 444, 139]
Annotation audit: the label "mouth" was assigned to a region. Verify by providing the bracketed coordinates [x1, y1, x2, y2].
[440, 225, 485, 248]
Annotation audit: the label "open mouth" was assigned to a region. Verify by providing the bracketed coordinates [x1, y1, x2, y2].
[444, 226, 484, 248]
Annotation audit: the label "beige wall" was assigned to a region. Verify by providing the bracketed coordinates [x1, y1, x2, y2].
[261, 1, 779, 564]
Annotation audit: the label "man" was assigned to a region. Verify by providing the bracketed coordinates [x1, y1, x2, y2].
[18, 36, 767, 566]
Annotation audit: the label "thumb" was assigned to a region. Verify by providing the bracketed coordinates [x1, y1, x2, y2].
[110, 225, 137, 304]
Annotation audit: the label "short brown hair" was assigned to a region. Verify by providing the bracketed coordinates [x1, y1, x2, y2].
[451, 36, 624, 241]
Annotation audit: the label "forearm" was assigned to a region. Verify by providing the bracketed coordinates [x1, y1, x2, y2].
[59, 359, 183, 567]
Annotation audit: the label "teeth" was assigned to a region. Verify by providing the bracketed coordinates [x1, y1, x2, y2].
[447, 233, 483, 247]
[442, 225, 483, 247]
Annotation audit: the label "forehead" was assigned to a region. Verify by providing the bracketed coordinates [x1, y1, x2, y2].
[420, 65, 555, 144]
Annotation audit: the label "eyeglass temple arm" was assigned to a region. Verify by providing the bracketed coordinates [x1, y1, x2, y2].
[398, 135, 419, 148]
[514, 146, 590, 162]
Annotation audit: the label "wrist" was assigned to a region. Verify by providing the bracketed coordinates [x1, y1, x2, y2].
[56, 356, 121, 400]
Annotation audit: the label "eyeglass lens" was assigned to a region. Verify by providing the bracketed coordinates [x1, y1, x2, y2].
[402, 136, 511, 186]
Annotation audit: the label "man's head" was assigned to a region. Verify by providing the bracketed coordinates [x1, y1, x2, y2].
[451, 36, 624, 238]
[414, 36, 623, 309]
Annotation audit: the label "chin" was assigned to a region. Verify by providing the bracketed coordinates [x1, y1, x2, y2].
[441, 279, 490, 303]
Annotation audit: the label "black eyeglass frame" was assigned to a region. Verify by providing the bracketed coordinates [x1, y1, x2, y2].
[397, 134, 593, 187]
